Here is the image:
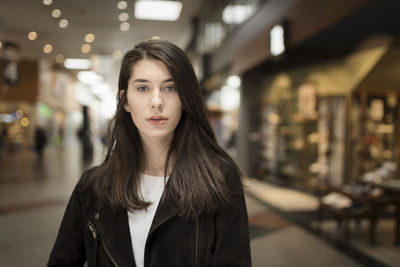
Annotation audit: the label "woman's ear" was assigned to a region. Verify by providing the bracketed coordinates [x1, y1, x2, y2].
[120, 90, 131, 112]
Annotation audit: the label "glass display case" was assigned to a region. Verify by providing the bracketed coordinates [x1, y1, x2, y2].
[350, 91, 399, 180]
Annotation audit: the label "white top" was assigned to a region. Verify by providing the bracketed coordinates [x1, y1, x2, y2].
[127, 174, 168, 267]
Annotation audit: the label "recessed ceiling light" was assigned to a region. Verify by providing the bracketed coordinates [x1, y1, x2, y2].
[42, 0, 52, 6]
[222, 5, 253, 24]
[43, 44, 53, 53]
[64, 58, 92, 69]
[81, 44, 91, 53]
[135, 1, 183, 21]
[59, 19, 69, 28]
[27, 31, 38, 40]
[85, 33, 95, 43]
[55, 54, 64, 63]
[120, 22, 130, 31]
[117, 1, 128, 10]
[52, 9, 62, 18]
[119, 12, 129, 21]
[112, 50, 122, 60]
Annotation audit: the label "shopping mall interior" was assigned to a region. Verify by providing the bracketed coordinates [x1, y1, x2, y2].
[1, 0, 400, 266]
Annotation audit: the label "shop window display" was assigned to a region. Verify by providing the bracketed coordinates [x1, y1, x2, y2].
[351, 92, 399, 181]
[259, 82, 347, 188]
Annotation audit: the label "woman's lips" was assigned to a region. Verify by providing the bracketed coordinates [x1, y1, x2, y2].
[147, 116, 167, 126]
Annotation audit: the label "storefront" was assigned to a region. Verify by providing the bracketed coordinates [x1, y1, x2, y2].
[241, 40, 400, 188]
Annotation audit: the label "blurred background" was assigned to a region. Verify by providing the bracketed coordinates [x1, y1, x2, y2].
[1, 0, 400, 266]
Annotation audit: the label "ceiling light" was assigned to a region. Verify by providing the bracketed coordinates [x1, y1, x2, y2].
[42, 0, 52, 5]
[55, 54, 64, 63]
[27, 31, 38, 40]
[59, 19, 69, 28]
[81, 44, 91, 53]
[227, 75, 241, 88]
[222, 4, 253, 24]
[112, 50, 122, 60]
[64, 58, 92, 69]
[120, 22, 130, 31]
[43, 44, 53, 53]
[85, 33, 95, 43]
[78, 71, 103, 85]
[51, 9, 62, 18]
[135, 1, 183, 21]
[270, 24, 285, 56]
[117, 1, 128, 9]
[119, 12, 129, 21]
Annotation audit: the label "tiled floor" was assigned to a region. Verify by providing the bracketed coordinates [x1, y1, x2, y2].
[246, 178, 400, 267]
[0, 146, 390, 266]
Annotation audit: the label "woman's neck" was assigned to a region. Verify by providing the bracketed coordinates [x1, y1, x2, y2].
[141, 136, 172, 177]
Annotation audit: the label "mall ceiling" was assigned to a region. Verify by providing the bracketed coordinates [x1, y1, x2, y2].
[0, 0, 203, 61]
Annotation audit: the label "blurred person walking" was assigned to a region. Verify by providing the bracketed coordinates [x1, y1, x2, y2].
[48, 40, 251, 267]
[0, 126, 7, 155]
[34, 125, 47, 161]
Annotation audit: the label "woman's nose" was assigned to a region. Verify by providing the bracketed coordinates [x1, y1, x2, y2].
[151, 89, 164, 111]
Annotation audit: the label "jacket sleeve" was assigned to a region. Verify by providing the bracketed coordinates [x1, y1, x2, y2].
[212, 166, 252, 267]
[48, 182, 86, 267]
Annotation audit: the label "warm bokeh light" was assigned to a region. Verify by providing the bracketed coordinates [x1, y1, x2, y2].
[56, 54, 64, 63]
[84, 33, 95, 43]
[51, 9, 61, 18]
[20, 117, 30, 127]
[117, 1, 128, 9]
[119, 12, 129, 21]
[27, 31, 38, 40]
[151, 36, 161, 40]
[81, 44, 91, 53]
[0, 41, 2, 49]
[43, 44, 53, 53]
[42, 0, 52, 5]
[120, 22, 130, 31]
[59, 19, 69, 28]
[112, 50, 122, 59]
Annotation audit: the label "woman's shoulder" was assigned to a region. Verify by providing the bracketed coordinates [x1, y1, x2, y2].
[219, 159, 243, 188]
[75, 166, 99, 194]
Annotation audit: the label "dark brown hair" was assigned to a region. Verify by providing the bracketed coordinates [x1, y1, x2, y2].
[92, 39, 240, 218]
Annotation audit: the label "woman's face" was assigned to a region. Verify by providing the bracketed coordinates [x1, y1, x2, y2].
[124, 59, 182, 143]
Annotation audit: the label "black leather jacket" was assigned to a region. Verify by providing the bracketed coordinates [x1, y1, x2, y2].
[48, 165, 251, 267]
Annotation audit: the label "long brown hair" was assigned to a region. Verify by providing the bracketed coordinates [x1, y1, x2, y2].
[91, 39, 240, 218]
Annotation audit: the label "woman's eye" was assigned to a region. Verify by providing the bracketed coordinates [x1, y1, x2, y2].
[165, 86, 176, 92]
[137, 86, 148, 92]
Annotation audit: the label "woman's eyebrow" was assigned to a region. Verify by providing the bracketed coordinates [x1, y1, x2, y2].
[132, 78, 149, 83]
[162, 78, 174, 83]
[132, 78, 174, 83]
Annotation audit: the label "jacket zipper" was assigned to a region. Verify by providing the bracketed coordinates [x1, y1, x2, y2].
[195, 218, 199, 267]
[102, 241, 119, 267]
[87, 221, 97, 239]
[87, 221, 119, 267]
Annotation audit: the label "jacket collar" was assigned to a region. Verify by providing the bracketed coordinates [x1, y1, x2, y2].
[94, 180, 179, 266]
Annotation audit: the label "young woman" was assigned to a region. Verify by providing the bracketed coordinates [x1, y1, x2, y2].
[48, 39, 251, 267]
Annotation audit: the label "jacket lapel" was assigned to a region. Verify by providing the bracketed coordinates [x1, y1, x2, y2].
[94, 177, 180, 266]
[148, 188, 179, 237]
[95, 206, 136, 267]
